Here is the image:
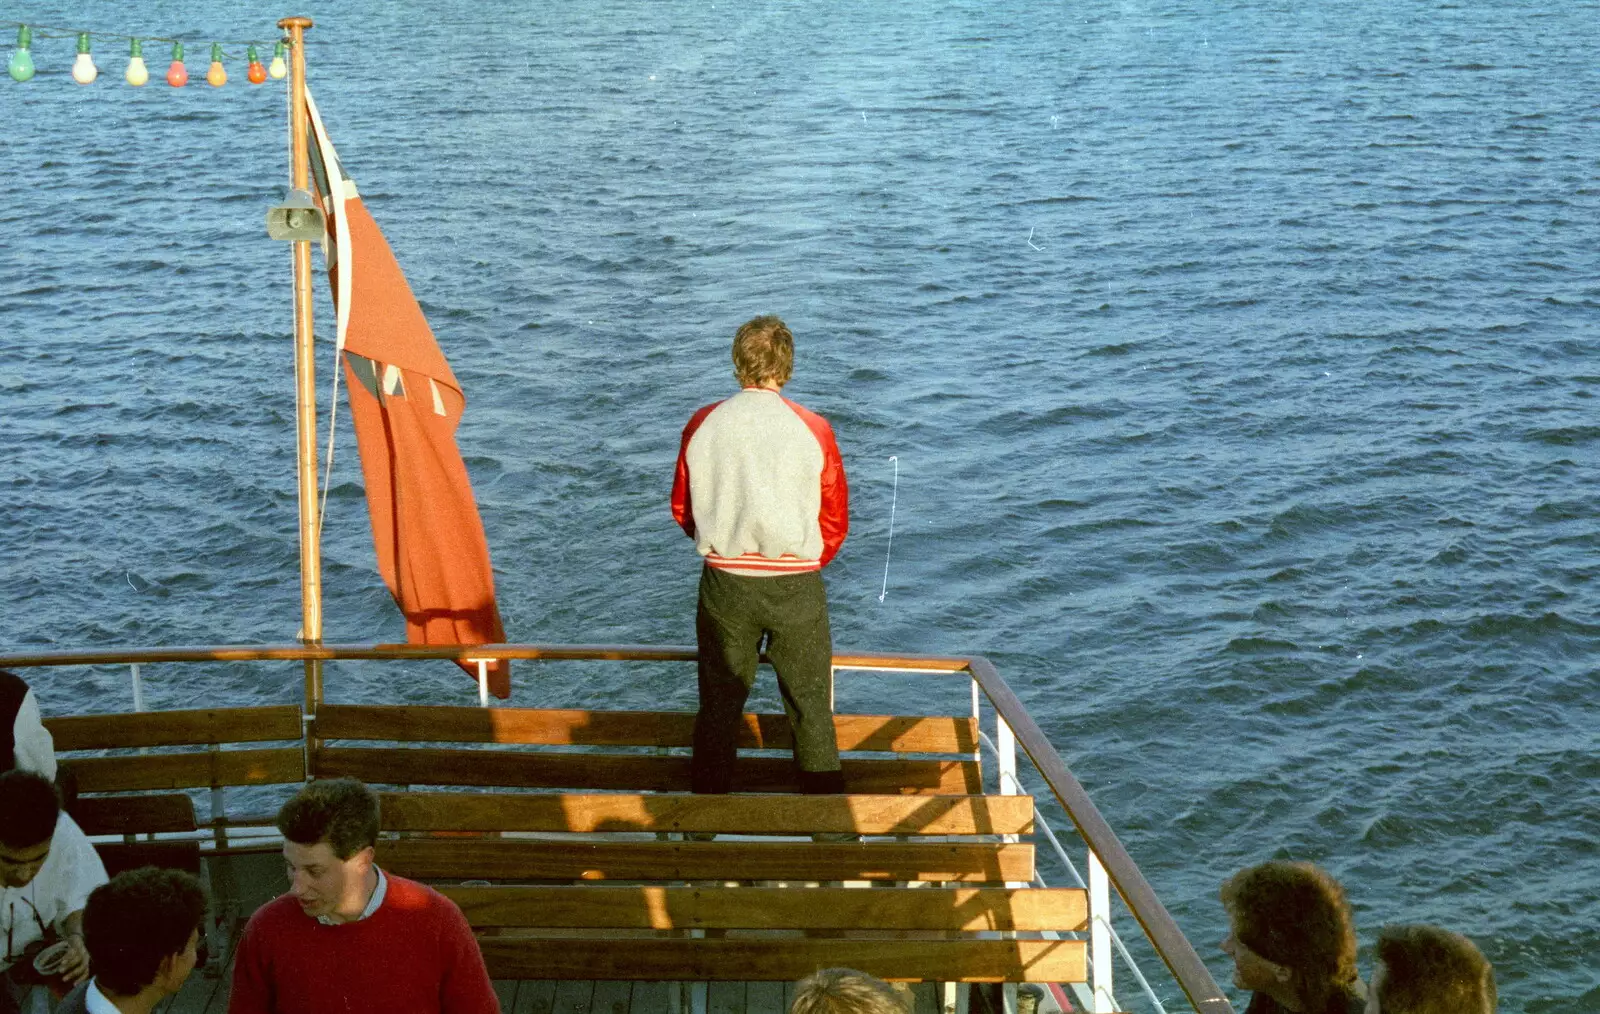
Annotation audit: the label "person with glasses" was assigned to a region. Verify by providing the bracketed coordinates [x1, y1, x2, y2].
[0, 770, 107, 1014]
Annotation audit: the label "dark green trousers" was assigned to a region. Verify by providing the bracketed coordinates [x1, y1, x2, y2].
[692, 566, 844, 794]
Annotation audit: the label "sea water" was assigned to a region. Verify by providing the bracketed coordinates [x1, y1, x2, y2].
[1, 1, 1595, 1009]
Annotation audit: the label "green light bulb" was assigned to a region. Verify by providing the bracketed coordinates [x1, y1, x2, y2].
[9, 25, 34, 82]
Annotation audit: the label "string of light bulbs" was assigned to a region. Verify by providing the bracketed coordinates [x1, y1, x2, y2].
[4, 20, 299, 86]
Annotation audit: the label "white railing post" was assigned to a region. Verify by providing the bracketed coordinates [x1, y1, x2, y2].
[474, 659, 489, 708]
[129, 663, 145, 713]
[1089, 850, 1114, 1013]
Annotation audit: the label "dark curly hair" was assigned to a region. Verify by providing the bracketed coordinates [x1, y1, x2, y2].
[0, 769, 60, 850]
[1375, 924, 1496, 1014]
[84, 867, 207, 996]
[1220, 861, 1359, 1013]
[275, 778, 379, 859]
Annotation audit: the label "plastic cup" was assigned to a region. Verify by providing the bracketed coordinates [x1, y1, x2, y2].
[32, 941, 71, 975]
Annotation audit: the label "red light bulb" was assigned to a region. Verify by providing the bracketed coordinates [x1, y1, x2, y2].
[166, 41, 187, 87]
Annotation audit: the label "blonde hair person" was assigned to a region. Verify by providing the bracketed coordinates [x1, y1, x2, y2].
[790, 968, 913, 1014]
[1368, 924, 1496, 1014]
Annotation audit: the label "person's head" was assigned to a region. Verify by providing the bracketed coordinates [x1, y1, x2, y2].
[1219, 861, 1359, 1012]
[1367, 924, 1496, 1014]
[790, 968, 912, 1014]
[732, 315, 794, 389]
[83, 867, 207, 998]
[0, 769, 60, 888]
[276, 778, 380, 920]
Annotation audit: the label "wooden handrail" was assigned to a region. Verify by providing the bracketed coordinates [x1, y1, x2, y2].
[0, 641, 1230, 1012]
[0, 643, 973, 670]
[966, 656, 1234, 1014]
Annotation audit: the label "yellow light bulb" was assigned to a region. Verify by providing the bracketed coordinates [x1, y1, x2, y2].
[125, 39, 148, 86]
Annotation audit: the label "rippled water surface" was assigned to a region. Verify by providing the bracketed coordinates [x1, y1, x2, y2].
[3, 1, 1597, 1010]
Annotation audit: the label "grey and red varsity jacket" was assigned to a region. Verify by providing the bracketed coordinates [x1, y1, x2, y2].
[671, 388, 848, 577]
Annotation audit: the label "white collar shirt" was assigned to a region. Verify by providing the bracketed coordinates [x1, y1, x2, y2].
[84, 979, 121, 1014]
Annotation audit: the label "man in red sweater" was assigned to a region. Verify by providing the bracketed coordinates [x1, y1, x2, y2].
[671, 316, 849, 795]
[227, 778, 497, 1014]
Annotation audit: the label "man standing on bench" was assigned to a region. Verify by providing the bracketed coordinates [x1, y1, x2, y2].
[672, 315, 850, 795]
[228, 778, 498, 1014]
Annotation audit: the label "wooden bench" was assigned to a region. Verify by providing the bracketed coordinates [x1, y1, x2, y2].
[375, 789, 1087, 989]
[45, 706, 306, 873]
[311, 704, 983, 794]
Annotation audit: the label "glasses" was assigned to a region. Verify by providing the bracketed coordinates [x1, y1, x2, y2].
[5, 895, 47, 966]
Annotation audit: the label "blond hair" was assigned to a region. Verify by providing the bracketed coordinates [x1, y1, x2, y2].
[790, 969, 912, 1014]
[732, 315, 794, 388]
[1375, 924, 1496, 1014]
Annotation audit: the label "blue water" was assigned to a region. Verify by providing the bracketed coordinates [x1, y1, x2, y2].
[2, 1, 1597, 1009]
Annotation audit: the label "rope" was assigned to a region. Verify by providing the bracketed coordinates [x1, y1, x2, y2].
[1, 20, 289, 48]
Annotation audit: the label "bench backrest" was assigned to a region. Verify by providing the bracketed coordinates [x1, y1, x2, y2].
[313, 704, 982, 795]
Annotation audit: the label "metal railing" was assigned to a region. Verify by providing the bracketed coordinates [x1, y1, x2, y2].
[0, 641, 1233, 1014]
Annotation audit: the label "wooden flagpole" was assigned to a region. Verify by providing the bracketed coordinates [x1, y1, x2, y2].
[280, 15, 323, 720]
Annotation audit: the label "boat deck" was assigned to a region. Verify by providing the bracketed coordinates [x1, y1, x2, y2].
[148, 963, 953, 1014]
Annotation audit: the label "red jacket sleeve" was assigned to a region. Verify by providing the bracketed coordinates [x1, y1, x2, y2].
[671, 403, 718, 539]
[814, 418, 849, 567]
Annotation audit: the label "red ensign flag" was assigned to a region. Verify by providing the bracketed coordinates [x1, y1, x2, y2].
[305, 90, 510, 697]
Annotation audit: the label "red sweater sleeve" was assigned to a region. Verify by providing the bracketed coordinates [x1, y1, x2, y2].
[671, 403, 718, 538]
[435, 894, 499, 1014]
[225, 913, 273, 1014]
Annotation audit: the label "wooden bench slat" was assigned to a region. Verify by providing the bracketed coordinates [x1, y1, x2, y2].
[379, 839, 1033, 883]
[476, 938, 1085, 984]
[46, 706, 304, 750]
[441, 885, 1087, 932]
[71, 793, 197, 835]
[69, 748, 306, 792]
[380, 792, 1031, 836]
[94, 841, 203, 878]
[316, 705, 977, 753]
[318, 748, 978, 794]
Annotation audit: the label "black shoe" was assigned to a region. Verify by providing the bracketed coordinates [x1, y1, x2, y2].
[797, 769, 848, 795]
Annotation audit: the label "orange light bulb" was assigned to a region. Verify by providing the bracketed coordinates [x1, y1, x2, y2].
[206, 42, 226, 86]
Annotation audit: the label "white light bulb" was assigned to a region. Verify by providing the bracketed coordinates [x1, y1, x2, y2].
[72, 51, 98, 84]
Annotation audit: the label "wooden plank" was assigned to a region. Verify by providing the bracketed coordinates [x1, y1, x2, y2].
[477, 938, 1086, 984]
[71, 793, 197, 835]
[707, 981, 745, 1014]
[95, 841, 202, 878]
[591, 981, 635, 1014]
[630, 981, 672, 1014]
[382, 793, 1032, 836]
[47, 707, 303, 750]
[319, 748, 979, 794]
[514, 980, 557, 1014]
[380, 840, 1033, 884]
[551, 980, 593, 1014]
[160, 966, 220, 1014]
[493, 980, 520, 1012]
[69, 748, 305, 792]
[744, 982, 785, 1014]
[440, 886, 1087, 932]
[317, 705, 977, 754]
